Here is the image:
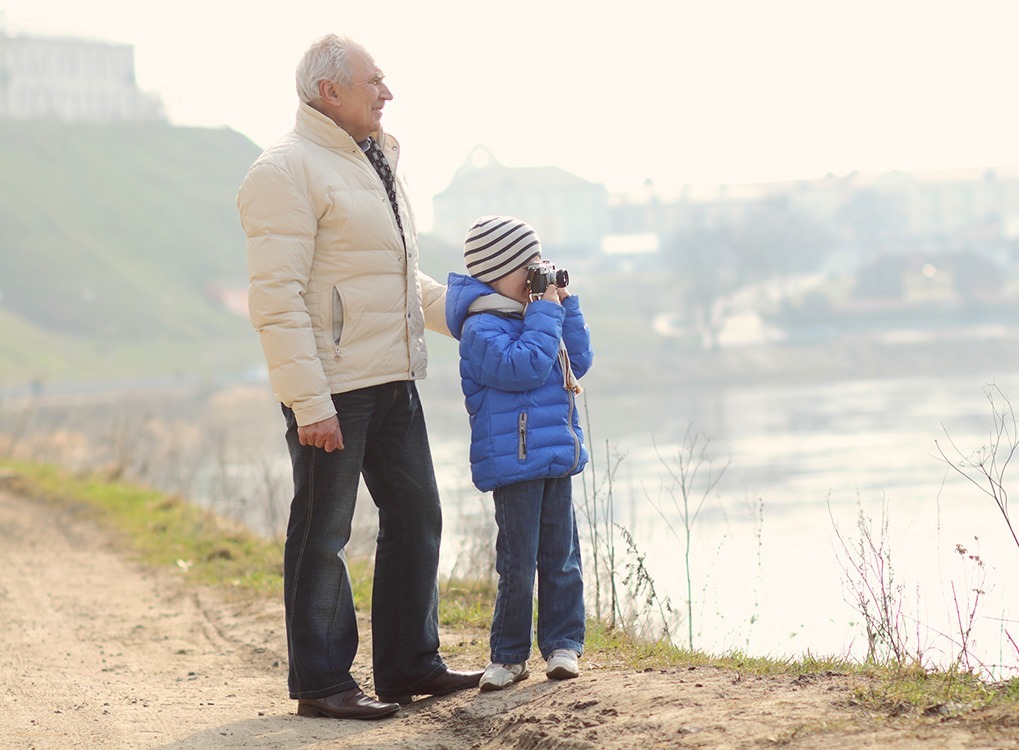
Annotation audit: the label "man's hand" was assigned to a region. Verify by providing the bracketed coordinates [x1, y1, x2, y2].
[298, 415, 345, 452]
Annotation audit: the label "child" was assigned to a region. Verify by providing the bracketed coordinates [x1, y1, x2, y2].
[445, 215, 594, 691]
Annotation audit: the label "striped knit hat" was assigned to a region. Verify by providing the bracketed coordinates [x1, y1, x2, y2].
[463, 216, 542, 283]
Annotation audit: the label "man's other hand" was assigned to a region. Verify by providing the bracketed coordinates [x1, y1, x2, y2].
[298, 415, 345, 452]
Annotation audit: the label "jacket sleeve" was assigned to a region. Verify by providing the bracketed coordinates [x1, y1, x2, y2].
[417, 270, 451, 337]
[461, 301, 565, 392]
[238, 161, 335, 426]
[561, 295, 594, 379]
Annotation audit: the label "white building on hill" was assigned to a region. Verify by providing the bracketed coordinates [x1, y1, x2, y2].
[0, 22, 164, 122]
[432, 146, 608, 264]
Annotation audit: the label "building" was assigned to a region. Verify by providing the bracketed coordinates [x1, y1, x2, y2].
[0, 25, 164, 122]
[432, 144, 1019, 275]
[611, 167, 1019, 255]
[432, 146, 608, 264]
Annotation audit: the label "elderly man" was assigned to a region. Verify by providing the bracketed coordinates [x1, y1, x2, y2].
[237, 34, 481, 720]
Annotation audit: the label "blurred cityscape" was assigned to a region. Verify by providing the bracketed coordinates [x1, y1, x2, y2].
[434, 144, 1019, 350]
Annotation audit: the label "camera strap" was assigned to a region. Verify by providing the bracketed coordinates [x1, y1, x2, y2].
[559, 342, 583, 395]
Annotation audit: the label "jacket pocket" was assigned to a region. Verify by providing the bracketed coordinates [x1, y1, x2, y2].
[332, 287, 345, 352]
[517, 411, 528, 461]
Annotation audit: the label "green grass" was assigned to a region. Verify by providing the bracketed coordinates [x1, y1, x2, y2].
[847, 661, 1019, 716]
[439, 576, 498, 629]
[1, 459, 288, 594]
[3, 458, 1017, 717]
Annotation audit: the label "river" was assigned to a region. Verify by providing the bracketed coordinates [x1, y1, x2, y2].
[422, 369, 1019, 677]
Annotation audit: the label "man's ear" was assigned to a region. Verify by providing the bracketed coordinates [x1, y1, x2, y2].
[317, 79, 341, 106]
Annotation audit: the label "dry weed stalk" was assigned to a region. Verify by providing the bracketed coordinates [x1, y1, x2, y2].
[935, 383, 1019, 668]
[617, 524, 675, 642]
[578, 391, 628, 627]
[828, 495, 918, 666]
[935, 383, 1019, 552]
[647, 425, 729, 651]
[949, 542, 986, 674]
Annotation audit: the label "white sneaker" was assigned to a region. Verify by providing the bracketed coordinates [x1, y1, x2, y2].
[545, 649, 579, 680]
[479, 661, 529, 691]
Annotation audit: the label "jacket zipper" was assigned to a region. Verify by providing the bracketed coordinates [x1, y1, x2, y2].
[517, 412, 527, 461]
[332, 286, 344, 358]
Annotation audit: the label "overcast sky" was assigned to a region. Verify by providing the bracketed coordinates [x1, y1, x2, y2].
[3, 0, 1018, 228]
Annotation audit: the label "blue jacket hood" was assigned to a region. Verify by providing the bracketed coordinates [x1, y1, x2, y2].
[446, 272, 504, 340]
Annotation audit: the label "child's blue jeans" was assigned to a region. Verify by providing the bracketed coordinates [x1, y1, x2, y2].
[490, 476, 585, 664]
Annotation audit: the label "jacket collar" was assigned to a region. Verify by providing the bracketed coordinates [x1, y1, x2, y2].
[294, 102, 400, 170]
[294, 102, 358, 151]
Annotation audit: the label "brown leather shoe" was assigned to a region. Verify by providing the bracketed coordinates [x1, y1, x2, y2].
[296, 689, 400, 720]
[377, 668, 484, 705]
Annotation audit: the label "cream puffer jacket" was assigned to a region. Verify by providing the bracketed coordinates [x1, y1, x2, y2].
[237, 103, 448, 427]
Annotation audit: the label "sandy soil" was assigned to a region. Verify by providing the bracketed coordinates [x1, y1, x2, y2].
[1, 487, 1017, 750]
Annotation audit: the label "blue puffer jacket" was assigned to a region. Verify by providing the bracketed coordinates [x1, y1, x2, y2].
[445, 272, 594, 492]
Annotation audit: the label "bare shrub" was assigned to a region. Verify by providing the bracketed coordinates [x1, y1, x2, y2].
[935, 382, 1019, 672]
[828, 494, 920, 667]
[935, 382, 1019, 552]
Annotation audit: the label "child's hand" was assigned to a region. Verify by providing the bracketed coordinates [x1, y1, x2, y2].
[556, 286, 571, 302]
[541, 285, 562, 305]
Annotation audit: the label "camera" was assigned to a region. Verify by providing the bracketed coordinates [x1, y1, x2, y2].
[526, 260, 569, 297]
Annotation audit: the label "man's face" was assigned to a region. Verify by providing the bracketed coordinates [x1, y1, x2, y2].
[326, 46, 392, 141]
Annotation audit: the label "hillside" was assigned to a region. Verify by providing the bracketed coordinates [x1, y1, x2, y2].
[0, 121, 263, 382]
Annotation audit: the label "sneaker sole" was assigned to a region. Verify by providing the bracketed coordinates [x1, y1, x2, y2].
[546, 666, 579, 680]
[479, 669, 530, 692]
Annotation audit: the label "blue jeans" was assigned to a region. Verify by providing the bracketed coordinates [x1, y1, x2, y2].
[281, 381, 446, 699]
[490, 476, 585, 664]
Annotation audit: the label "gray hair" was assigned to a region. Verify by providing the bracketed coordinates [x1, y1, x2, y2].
[295, 34, 363, 105]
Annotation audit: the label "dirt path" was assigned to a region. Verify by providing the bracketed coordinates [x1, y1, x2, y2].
[1, 488, 1016, 750]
